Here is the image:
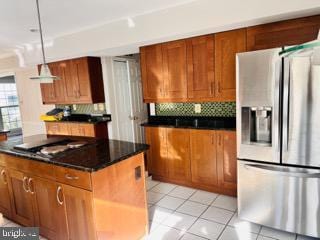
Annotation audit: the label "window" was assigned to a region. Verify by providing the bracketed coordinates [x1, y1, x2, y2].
[0, 76, 22, 132]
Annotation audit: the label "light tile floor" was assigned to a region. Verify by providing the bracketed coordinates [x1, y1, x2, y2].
[146, 177, 319, 240]
[0, 177, 318, 240]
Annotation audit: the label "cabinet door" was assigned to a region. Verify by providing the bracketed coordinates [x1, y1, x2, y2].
[215, 29, 246, 101]
[78, 124, 95, 137]
[46, 122, 69, 135]
[8, 170, 34, 226]
[167, 128, 191, 182]
[162, 40, 187, 99]
[30, 177, 67, 240]
[40, 62, 65, 104]
[68, 123, 83, 136]
[140, 45, 164, 101]
[145, 127, 168, 177]
[187, 35, 215, 100]
[190, 130, 218, 187]
[247, 15, 320, 51]
[53, 61, 70, 103]
[70, 58, 92, 103]
[217, 131, 237, 192]
[0, 166, 12, 218]
[62, 184, 96, 240]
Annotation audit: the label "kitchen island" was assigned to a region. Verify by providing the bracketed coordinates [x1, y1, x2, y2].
[0, 134, 149, 240]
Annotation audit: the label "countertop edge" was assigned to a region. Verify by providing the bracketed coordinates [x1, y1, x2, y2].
[141, 123, 236, 131]
[0, 146, 149, 172]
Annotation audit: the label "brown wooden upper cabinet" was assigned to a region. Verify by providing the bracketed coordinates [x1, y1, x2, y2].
[162, 40, 188, 100]
[140, 44, 164, 100]
[215, 29, 246, 101]
[40, 57, 105, 104]
[140, 32, 244, 102]
[247, 15, 320, 51]
[187, 35, 215, 100]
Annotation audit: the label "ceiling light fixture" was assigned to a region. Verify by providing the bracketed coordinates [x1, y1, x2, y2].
[127, 17, 135, 28]
[30, 0, 59, 83]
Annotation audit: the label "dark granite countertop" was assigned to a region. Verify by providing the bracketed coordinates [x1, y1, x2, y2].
[0, 130, 10, 134]
[0, 134, 148, 172]
[44, 114, 112, 125]
[142, 116, 236, 131]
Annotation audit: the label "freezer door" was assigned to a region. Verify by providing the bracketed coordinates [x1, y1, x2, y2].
[282, 50, 320, 167]
[236, 48, 281, 163]
[238, 160, 320, 238]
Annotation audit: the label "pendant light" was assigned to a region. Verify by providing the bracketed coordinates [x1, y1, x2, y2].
[30, 0, 59, 83]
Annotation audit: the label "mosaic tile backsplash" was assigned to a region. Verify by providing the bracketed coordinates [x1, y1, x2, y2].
[155, 102, 236, 117]
[56, 103, 107, 114]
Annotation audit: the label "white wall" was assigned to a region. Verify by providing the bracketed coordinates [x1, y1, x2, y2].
[16, 0, 320, 65]
[0, 56, 54, 136]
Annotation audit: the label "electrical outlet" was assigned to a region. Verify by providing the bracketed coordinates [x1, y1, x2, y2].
[72, 104, 77, 111]
[195, 104, 201, 113]
[93, 104, 98, 111]
[98, 103, 105, 111]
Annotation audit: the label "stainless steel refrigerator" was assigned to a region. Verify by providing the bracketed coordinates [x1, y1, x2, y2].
[236, 42, 320, 238]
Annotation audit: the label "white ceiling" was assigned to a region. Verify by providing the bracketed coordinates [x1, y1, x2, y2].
[0, 0, 195, 55]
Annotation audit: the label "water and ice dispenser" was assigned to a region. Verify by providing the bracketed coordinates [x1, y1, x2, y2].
[242, 107, 272, 145]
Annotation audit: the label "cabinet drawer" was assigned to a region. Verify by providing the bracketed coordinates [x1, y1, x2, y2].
[1, 154, 55, 180]
[54, 166, 92, 190]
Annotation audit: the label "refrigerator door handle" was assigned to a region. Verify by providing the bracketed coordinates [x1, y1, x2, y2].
[282, 58, 290, 152]
[244, 164, 320, 178]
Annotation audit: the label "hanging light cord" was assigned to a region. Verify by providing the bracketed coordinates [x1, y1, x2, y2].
[36, 0, 47, 65]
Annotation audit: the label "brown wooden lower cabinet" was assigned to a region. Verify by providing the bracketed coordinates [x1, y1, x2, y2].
[145, 127, 168, 177]
[0, 166, 11, 218]
[0, 153, 148, 240]
[190, 130, 218, 187]
[8, 169, 35, 227]
[167, 128, 191, 183]
[45, 121, 108, 138]
[146, 127, 237, 196]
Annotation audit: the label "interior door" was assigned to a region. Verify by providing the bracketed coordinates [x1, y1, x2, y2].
[215, 29, 246, 101]
[190, 130, 218, 187]
[128, 59, 148, 143]
[8, 169, 34, 226]
[167, 128, 191, 182]
[0, 166, 12, 218]
[162, 40, 188, 99]
[31, 177, 67, 240]
[187, 35, 215, 100]
[111, 59, 135, 142]
[145, 127, 168, 177]
[282, 53, 320, 167]
[62, 184, 96, 240]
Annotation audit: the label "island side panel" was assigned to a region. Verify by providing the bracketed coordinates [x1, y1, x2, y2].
[91, 153, 148, 240]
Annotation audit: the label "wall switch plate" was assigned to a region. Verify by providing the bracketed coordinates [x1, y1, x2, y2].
[72, 104, 77, 111]
[195, 104, 201, 113]
[93, 104, 98, 111]
[98, 103, 105, 111]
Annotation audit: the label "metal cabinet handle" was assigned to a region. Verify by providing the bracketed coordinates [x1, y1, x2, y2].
[22, 177, 29, 193]
[56, 186, 63, 205]
[65, 174, 79, 180]
[1, 170, 7, 184]
[210, 82, 214, 95]
[28, 178, 35, 194]
[244, 164, 320, 178]
[217, 82, 221, 93]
